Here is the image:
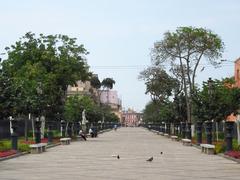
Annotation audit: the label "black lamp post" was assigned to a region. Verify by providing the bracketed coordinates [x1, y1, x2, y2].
[206, 77, 214, 144]
[60, 120, 66, 137]
[225, 121, 234, 151]
[35, 117, 41, 144]
[196, 121, 203, 145]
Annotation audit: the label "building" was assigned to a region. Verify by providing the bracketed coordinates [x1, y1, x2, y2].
[234, 58, 240, 88]
[67, 80, 92, 96]
[226, 57, 240, 121]
[99, 90, 122, 120]
[121, 108, 142, 127]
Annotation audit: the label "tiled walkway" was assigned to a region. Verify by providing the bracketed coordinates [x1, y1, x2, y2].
[0, 127, 239, 180]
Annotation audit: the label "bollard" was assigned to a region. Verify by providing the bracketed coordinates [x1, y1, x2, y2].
[11, 119, 18, 150]
[67, 122, 73, 137]
[225, 121, 234, 151]
[205, 121, 213, 144]
[60, 120, 66, 137]
[35, 119, 41, 144]
[47, 121, 53, 144]
[174, 123, 179, 136]
[181, 122, 186, 138]
[186, 122, 192, 139]
[166, 123, 170, 135]
[196, 121, 202, 145]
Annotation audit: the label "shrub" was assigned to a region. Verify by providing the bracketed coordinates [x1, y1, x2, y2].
[232, 139, 240, 151]
[0, 140, 11, 151]
[18, 143, 30, 152]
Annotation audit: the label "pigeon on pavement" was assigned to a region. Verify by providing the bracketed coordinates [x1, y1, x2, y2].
[146, 157, 153, 162]
[117, 155, 120, 159]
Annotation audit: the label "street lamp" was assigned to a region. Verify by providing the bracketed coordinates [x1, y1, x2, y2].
[205, 77, 214, 144]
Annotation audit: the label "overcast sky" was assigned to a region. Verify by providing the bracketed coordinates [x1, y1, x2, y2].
[1, 0, 240, 112]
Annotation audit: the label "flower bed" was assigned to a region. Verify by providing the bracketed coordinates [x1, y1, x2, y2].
[20, 138, 59, 144]
[0, 150, 17, 158]
[225, 151, 240, 159]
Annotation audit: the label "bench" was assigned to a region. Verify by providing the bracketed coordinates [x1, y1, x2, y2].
[181, 138, 192, 146]
[159, 132, 164, 136]
[29, 143, 47, 154]
[60, 138, 71, 145]
[200, 144, 215, 155]
[171, 135, 178, 141]
[164, 133, 169, 137]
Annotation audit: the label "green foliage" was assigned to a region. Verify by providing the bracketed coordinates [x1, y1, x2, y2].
[233, 139, 240, 151]
[0, 140, 11, 151]
[0, 32, 90, 119]
[64, 95, 94, 122]
[101, 78, 115, 89]
[151, 26, 224, 123]
[0, 140, 30, 152]
[192, 77, 240, 122]
[90, 75, 101, 89]
[215, 142, 226, 154]
[139, 66, 179, 102]
[143, 100, 175, 124]
[18, 143, 30, 152]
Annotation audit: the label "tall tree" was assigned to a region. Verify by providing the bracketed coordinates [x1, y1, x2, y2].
[1, 32, 90, 119]
[151, 26, 224, 123]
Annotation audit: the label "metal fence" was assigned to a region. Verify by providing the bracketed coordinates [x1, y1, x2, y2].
[0, 119, 61, 140]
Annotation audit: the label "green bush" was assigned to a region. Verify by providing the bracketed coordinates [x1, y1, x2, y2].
[0, 140, 30, 152]
[18, 143, 30, 152]
[233, 139, 240, 151]
[214, 142, 226, 154]
[0, 140, 11, 151]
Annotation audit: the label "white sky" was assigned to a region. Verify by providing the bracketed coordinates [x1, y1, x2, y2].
[1, 0, 240, 112]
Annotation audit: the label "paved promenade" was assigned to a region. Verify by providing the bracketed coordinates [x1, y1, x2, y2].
[0, 127, 239, 180]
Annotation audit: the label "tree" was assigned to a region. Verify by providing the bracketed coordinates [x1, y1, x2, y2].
[192, 77, 240, 122]
[1, 32, 90, 120]
[90, 75, 102, 104]
[101, 78, 115, 104]
[139, 66, 178, 103]
[64, 95, 95, 123]
[101, 78, 115, 90]
[151, 26, 224, 123]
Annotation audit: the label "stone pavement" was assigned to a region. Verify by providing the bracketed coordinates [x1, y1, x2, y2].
[0, 127, 239, 180]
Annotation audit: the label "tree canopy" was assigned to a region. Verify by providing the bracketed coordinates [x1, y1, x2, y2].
[0, 32, 90, 119]
[151, 26, 224, 123]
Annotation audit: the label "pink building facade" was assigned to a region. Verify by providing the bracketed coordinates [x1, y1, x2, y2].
[99, 90, 122, 120]
[121, 109, 142, 127]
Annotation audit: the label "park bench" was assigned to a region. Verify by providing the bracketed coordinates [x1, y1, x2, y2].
[200, 144, 215, 155]
[60, 137, 71, 145]
[181, 138, 192, 146]
[159, 132, 164, 136]
[171, 135, 178, 141]
[164, 133, 169, 137]
[29, 143, 47, 154]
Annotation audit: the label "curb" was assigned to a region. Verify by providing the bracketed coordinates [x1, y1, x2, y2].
[218, 153, 240, 163]
[0, 142, 61, 162]
[0, 151, 29, 162]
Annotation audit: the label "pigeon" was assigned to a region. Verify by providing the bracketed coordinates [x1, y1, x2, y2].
[160, 152, 163, 155]
[146, 157, 153, 162]
[200, 67, 205, 72]
[117, 155, 120, 159]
